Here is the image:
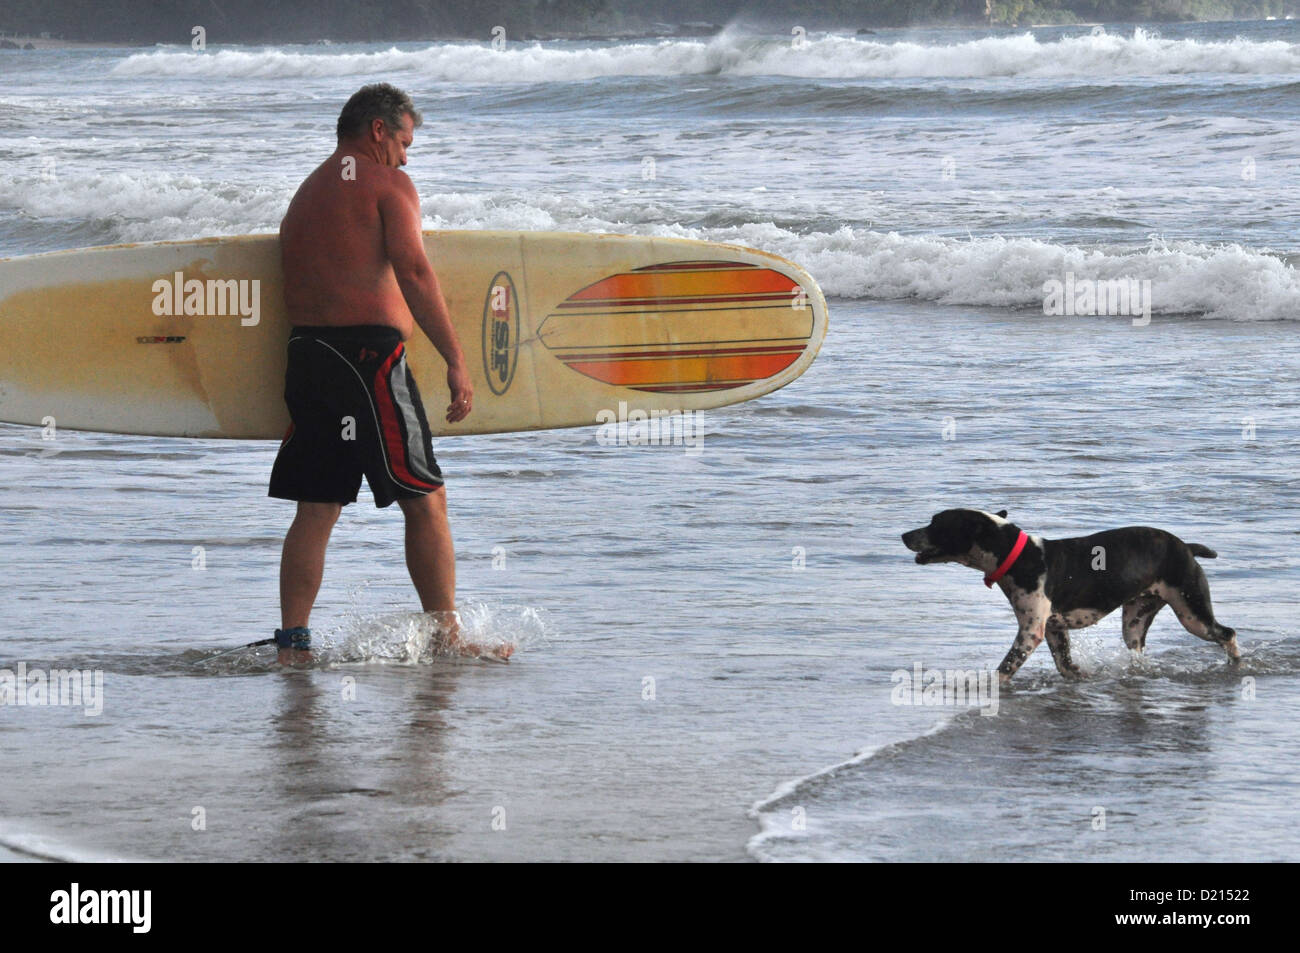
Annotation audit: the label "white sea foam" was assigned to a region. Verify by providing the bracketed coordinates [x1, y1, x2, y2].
[0, 820, 145, 862]
[0, 170, 289, 244]
[765, 227, 1300, 320]
[110, 29, 1300, 82]
[746, 714, 960, 863]
[3, 167, 1296, 319]
[2, 153, 1295, 321]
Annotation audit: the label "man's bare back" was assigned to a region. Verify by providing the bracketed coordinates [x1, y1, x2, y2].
[279, 109, 472, 426]
[280, 150, 416, 336]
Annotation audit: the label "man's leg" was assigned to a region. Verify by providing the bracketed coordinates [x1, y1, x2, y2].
[280, 501, 342, 630]
[398, 489, 511, 660]
[398, 487, 456, 612]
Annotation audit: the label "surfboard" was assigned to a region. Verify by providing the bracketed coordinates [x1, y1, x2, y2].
[0, 231, 827, 439]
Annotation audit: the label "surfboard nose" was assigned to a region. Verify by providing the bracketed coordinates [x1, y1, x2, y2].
[540, 257, 827, 396]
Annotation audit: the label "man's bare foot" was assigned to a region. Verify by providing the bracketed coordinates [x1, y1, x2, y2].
[440, 634, 515, 661]
[427, 610, 514, 661]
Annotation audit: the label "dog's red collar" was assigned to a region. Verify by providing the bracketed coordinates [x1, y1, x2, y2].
[984, 530, 1028, 588]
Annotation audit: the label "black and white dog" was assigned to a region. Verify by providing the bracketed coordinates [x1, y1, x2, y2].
[902, 509, 1239, 684]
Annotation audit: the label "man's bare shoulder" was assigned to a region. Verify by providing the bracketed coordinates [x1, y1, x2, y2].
[372, 163, 417, 198]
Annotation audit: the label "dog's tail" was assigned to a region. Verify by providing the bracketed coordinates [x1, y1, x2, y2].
[1189, 543, 1218, 559]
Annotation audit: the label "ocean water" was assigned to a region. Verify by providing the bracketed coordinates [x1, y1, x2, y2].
[1, 21, 1298, 862]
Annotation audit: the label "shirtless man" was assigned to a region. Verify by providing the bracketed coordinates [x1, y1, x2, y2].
[269, 83, 510, 664]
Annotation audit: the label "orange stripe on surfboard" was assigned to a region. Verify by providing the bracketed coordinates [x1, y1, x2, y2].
[545, 260, 814, 393]
[566, 268, 797, 303]
[552, 344, 804, 362]
[632, 260, 754, 272]
[636, 381, 755, 393]
[563, 351, 802, 388]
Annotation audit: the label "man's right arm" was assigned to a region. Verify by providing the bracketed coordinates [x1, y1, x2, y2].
[380, 171, 473, 423]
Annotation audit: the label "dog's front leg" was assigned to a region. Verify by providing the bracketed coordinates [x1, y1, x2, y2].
[1044, 615, 1083, 680]
[997, 603, 1048, 685]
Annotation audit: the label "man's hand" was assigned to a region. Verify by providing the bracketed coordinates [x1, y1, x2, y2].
[446, 361, 474, 423]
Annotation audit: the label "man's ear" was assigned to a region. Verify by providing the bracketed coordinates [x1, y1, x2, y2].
[996, 510, 1008, 518]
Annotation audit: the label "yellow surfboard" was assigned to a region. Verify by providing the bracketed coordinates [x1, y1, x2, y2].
[0, 232, 828, 438]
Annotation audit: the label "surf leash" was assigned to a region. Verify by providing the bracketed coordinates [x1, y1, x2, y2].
[192, 628, 311, 665]
[191, 637, 277, 664]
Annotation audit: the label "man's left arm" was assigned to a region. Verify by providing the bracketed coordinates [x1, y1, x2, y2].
[380, 172, 473, 423]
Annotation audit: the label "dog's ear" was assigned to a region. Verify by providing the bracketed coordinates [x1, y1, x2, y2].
[996, 510, 1008, 518]
[974, 513, 1015, 554]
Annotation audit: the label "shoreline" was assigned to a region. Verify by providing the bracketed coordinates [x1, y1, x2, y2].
[0, 844, 48, 862]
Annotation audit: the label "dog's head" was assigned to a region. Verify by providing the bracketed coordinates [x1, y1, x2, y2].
[902, 509, 1012, 566]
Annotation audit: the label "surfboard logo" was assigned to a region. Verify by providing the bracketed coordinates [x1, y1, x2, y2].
[482, 271, 520, 396]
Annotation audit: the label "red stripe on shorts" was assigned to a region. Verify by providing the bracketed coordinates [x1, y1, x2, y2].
[373, 343, 440, 491]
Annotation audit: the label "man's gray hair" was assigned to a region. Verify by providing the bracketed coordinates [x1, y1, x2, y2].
[336, 83, 423, 141]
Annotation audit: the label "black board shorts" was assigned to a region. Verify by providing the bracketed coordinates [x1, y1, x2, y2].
[268, 325, 444, 508]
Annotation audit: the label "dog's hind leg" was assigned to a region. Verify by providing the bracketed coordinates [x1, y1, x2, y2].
[1044, 615, 1083, 680]
[1159, 567, 1240, 665]
[1121, 593, 1165, 653]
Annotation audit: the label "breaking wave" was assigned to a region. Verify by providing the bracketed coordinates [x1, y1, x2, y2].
[111, 29, 1300, 82]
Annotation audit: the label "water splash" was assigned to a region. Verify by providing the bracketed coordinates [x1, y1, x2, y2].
[318, 601, 547, 666]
